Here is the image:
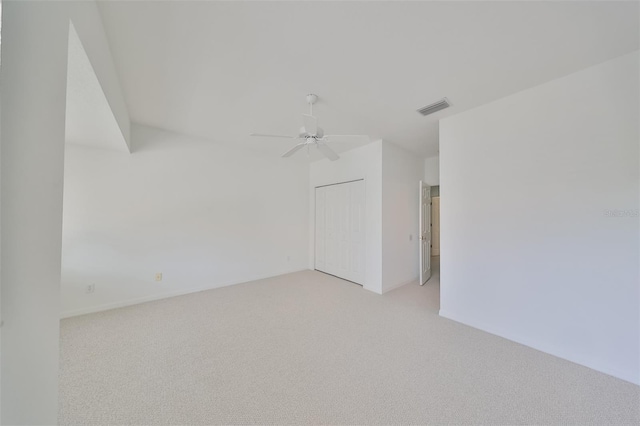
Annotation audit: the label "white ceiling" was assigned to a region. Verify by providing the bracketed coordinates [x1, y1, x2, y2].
[97, 1, 639, 158]
[66, 23, 129, 152]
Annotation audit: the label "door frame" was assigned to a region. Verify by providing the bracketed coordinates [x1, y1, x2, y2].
[431, 196, 440, 256]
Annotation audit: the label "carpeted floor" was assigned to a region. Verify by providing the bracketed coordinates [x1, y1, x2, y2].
[59, 260, 640, 425]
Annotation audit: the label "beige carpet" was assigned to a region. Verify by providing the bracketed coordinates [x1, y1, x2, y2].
[59, 262, 640, 425]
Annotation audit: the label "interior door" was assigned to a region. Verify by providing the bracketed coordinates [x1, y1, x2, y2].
[335, 183, 350, 280]
[419, 181, 432, 285]
[324, 186, 338, 274]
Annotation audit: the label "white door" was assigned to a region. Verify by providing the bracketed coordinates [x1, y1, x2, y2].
[315, 180, 365, 285]
[419, 181, 431, 285]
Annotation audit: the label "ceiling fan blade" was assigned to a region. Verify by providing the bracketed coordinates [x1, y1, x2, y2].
[317, 142, 339, 161]
[323, 135, 370, 144]
[250, 133, 297, 139]
[282, 143, 306, 158]
[302, 114, 318, 135]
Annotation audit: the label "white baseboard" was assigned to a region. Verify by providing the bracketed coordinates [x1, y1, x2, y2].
[438, 309, 639, 386]
[61, 269, 310, 319]
[382, 276, 418, 294]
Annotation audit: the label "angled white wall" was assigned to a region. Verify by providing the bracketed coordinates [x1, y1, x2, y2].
[66, 23, 129, 152]
[0, 2, 131, 421]
[61, 125, 309, 316]
[68, 0, 131, 150]
[439, 51, 639, 384]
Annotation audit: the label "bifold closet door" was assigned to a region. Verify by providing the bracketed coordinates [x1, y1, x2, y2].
[315, 180, 365, 285]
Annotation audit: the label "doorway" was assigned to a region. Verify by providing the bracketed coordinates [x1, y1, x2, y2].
[429, 186, 440, 287]
[431, 195, 440, 256]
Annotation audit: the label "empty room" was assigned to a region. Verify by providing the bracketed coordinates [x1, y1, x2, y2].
[1, 1, 638, 425]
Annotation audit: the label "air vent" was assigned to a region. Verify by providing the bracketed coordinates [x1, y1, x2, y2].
[417, 98, 450, 116]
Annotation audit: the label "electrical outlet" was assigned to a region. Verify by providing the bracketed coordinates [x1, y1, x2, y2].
[85, 284, 95, 294]
[409, 234, 413, 241]
[155, 272, 163, 282]
[287, 256, 291, 262]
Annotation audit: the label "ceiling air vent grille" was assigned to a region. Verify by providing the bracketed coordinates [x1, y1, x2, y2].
[417, 98, 450, 116]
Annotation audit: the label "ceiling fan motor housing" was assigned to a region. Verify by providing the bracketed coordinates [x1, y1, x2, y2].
[299, 126, 324, 139]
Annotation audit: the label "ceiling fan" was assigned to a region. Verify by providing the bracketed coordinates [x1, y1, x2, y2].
[250, 94, 369, 161]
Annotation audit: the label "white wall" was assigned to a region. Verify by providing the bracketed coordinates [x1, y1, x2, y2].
[381, 142, 424, 293]
[0, 2, 131, 421]
[440, 51, 639, 384]
[61, 124, 309, 316]
[423, 155, 439, 186]
[309, 140, 424, 294]
[309, 141, 383, 294]
[1, 2, 69, 423]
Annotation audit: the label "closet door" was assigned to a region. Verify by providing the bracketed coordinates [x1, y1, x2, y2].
[334, 183, 350, 280]
[315, 180, 365, 285]
[324, 185, 339, 275]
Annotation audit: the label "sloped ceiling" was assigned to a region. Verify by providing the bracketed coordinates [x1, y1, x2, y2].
[97, 1, 639, 157]
[65, 23, 129, 152]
